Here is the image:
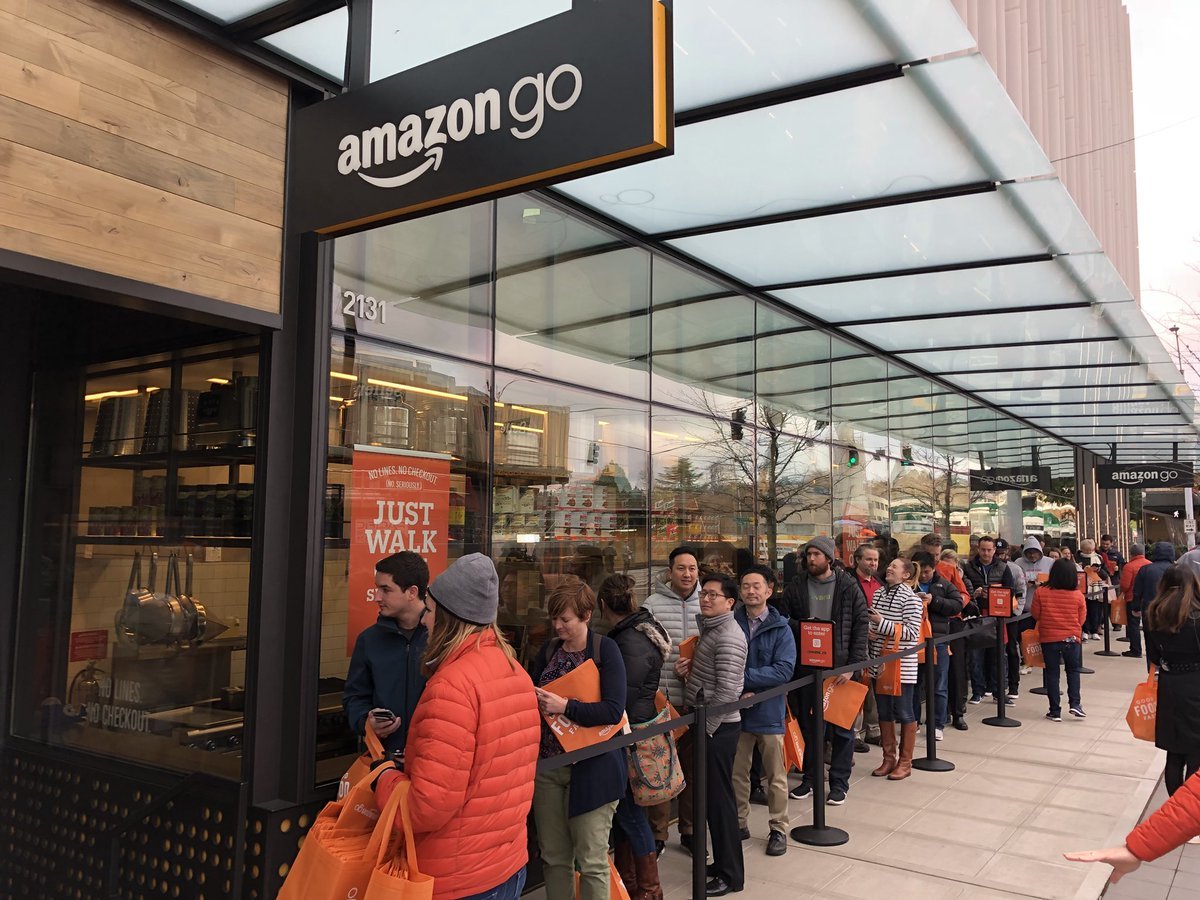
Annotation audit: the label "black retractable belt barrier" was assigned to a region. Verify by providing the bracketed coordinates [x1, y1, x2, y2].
[789, 674, 849, 847]
[982, 616, 1021, 728]
[691, 700, 708, 900]
[1095, 585, 1120, 658]
[911, 633, 954, 773]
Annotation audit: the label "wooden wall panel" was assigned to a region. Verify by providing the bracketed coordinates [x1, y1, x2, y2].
[0, 0, 286, 314]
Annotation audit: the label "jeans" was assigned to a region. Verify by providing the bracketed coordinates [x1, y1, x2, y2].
[1041, 640, 1082, 716]
[912, 649, 951, 728]
[794, 683, 855, 792]
[969, 648, 988, 699]
[461, 867, 527, 900]
[1005, 621, 1023, 693]
[612, 785, 656, 857]
[875, 682, 916, 724]
[1127, 613, 1143, 656]
[1085, 598, 1104, 635]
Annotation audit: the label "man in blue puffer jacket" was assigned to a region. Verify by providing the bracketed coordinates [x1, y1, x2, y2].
[732, 564, 797, 858]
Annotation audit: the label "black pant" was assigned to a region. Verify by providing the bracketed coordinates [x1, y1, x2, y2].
[1005, 621, 1023, 693]
[1164, 751, 1200, 796]
[948, 637, 968, 719]
[706, 722, 744, 890]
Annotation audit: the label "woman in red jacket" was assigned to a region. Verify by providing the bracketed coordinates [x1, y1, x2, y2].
[375, 553, 541, 900]
[1065, 766, 1200, 880]
[1030, 558, 1088, 722]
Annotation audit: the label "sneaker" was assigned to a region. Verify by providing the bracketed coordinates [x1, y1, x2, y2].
[952, 718, 968, 731]
[1046, 712, 1062, 722]
[655, 840, 665, 858]
[680, 833, 693, 855]
[766, 830, 787, 857]
[854, 738, 870, 754]
[1121, 651, 1143, 659]
[739, 826, 750, 841]
[1069, 706, 1087, 718]
[1020, 666, 1033, 675]
[1091, 633, 1102, 641]
[1081, 634, 1090, 642]
[1009, 692, 1020, 700]
[866, 732, 882, 746]
[1004, 696, 1015, 706]
[968, 695, 983, 705]
[749, 785, 768, 806]
[934, 728, 944, 742]
[788, 782, 812, 800]
[827, 787, 847, 806]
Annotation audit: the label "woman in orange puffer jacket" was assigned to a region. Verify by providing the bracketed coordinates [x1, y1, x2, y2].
[375, 554, 540, 900]
[1030, 558, 1088, 721]
[1065, 766, 1200, 880]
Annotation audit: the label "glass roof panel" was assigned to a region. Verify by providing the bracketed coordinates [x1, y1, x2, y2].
[495, 195, 620, 271]
[369, 1, 570, 82]
[900, 339, 1139, 374]
[556, 58, 994, 234]
[670, 184, 1050, 288]
[975, 385, 1167, 405]
[772, 259, 1089, 325]
[259, 7, 348, 83]
[949, 365, 1148, 391]
[171, 0, 279, 24]
[843, 308, 1115, 353]
[1006, 402, 1180, 418]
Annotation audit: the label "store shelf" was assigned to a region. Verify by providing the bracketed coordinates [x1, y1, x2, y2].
[81, 447, 257, 470]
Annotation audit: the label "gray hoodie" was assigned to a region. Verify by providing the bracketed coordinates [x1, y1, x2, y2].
[644, 577, 700, 706]
[1014, 536, 1054, 613]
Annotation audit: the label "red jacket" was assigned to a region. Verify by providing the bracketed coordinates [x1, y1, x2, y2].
[936, 562, 969, 606]
[1120, 555, 1151, 598]
[1030, 587, 1086, 643]
[377, 630, 540, 900]
[1127, 768, 1200, 861]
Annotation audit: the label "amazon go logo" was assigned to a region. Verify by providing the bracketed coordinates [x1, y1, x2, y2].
[337, 64, 583, 189]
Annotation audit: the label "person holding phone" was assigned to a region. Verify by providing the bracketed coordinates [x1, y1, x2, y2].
[343, 551, 431, 757]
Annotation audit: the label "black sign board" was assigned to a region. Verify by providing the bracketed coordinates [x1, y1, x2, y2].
[969, 467, 1052, 491]
[289, 0, 671, 235]
[1096, 463, 1194, 489]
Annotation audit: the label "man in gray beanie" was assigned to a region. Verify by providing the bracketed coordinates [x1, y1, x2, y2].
[777, 535, 869, 806]
[427, 553, 501, 624]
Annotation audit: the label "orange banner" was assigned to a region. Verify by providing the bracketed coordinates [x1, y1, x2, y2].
[347, 448, 450, 654]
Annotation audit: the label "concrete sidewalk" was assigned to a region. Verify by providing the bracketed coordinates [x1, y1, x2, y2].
[644, 651, 1164, 900]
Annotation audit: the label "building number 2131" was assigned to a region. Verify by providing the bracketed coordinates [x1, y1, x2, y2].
[342, 290, 388, 323]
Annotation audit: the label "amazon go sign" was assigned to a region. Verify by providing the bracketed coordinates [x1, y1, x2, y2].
[1097, 462, 1193, 489]
[291, 0, 670, 235]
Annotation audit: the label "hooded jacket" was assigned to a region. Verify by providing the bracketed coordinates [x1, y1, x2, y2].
[342, 615, 429, 755]
[1132, 542, 1177, 612]
[1014, 537, 1055, 602]
[607, 607, 670, 724]
[644, 578, 701, 706]
[735, 604, 797, 734]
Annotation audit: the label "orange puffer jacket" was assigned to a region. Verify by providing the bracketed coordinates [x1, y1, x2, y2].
[1127, 769, 1200, 861]
[377, 630, 539, 900]
[1030, 587, 1086, 644]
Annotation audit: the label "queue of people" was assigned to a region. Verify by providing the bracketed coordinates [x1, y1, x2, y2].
[340, 527, 1185, 900]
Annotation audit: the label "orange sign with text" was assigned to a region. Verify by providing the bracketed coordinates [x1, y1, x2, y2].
[347, 448, 450, 654]
[799, 620, 835, 668]
[987, 585, 1013, 618]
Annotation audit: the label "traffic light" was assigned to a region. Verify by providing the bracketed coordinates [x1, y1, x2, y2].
[731, 407, 746, 441]
[901, 444, 913, 466]
[847, 446, 859, 467]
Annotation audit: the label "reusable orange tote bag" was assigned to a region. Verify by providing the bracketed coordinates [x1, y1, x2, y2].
[364, 778, 435, 900]
[874, 630, 903, 697]
[541, 659, 629, 753]
[1126, 666, 1158, 742]
[1020, 628, 1045, 669]
[1110, 594, 1129, 626]
[341, 725, 387, 799]
[278, 762, 396, 900]
[821, 677, 869, 730]
[783, 707, 805, 773]
[915, 601, 934, 664]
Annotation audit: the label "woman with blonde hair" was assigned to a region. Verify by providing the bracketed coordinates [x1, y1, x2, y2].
[868, 557, 923, 781]
[374, 553, 540, 900]
[1144, 565, 1200, 797]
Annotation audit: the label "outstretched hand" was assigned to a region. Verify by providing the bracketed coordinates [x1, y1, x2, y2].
[1063, 846, 1141, 883]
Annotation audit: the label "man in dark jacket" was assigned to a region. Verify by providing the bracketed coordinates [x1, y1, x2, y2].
[961, 536, 1016, 705]
[1132, 542, 1177, 661]
[911, 551, 963, 737]
[733, 564, 796, 857]
[777, 536, 869, 806]
[342, 551, 430, 757]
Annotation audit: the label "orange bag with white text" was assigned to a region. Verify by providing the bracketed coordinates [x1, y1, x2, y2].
[1019, 628, 1044, 669]
[541, 659, 629, 753]
[821, 677, 869, 730]
[874, 630, 903, 697]
[783, 707, 804, 773]
[1126, 666, 1158, 742]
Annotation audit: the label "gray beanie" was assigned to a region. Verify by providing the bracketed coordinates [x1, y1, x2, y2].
[428, 553, 499, 625]
[1130, 542, 1145, 557]
[805, 535, 837, 563]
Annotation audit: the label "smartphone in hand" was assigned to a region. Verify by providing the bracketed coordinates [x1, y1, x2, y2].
[370, 708, 397, 723]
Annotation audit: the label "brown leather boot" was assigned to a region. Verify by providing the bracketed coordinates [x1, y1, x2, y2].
[632, 851, 663, 900]
[871, 721, 897, 777]
[613, 843, 637, 897]
[889, 722, 918, 780]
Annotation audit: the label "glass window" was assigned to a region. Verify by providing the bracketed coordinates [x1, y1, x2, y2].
[11, 340, 260, 778]
[259, 7, 348, 83]
[492, 379, 649, 663]
[333, 202, 493, 362]
[495, 196, 650, 399]
[316, 337, 491, 783]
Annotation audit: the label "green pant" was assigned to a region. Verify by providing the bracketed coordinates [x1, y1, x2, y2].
[534, 767, 619, 900]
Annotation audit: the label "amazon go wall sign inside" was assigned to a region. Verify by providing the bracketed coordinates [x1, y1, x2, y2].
[1096, 463, 1194, 489]
[288, 0, 671, 236]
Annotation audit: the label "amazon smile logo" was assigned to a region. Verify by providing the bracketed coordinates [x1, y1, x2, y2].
[337, 63, 583, 189]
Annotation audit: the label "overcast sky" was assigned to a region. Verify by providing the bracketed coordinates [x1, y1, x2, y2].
[1125, 0, 1200, 385]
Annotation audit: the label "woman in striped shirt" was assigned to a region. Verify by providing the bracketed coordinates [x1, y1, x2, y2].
[869, 557, 924, 781]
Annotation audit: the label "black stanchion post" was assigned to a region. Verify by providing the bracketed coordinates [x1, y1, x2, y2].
[790, 679, 849, 847]
[1095, 585, 1120, 657]
[912, 636, 954, 772]
[691, 703, 707, 900]
[982, 617, 1020, 728]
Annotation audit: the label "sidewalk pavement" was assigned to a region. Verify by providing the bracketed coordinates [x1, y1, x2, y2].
[1103, 780, 1200, 900]
[582, 650, 1168, 900]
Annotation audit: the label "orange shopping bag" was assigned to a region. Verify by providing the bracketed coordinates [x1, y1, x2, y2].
[278, 762, 397, 900]
[1126, 666, 1158, 742]
[874, 630, 903, 697]
[365, 779, 435, 900]
[541, 659, 629, 753]
[783, 707, 804, 773]
[1020, 628, 1044, 669]
[654, 690, 688, 742]
[821, 677, 869, 730]
[915, 602, 934, 664]
[575, 855, 631, 900]
[1110, 594, 1129, 626]
[340, 724, 387, 799]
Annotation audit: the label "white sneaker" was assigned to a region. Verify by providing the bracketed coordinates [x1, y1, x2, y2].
[934, 728, 944, 742]
[1081, 634, 1090, 642]
[1188, 835, 1200, 845]
[1020, 666, 1033, 675]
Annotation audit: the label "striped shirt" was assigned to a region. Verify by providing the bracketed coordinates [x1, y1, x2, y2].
[868, 583, 923, 684]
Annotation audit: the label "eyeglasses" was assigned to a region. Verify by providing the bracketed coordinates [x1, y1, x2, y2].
[699, 590, 730, 600]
